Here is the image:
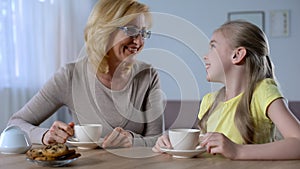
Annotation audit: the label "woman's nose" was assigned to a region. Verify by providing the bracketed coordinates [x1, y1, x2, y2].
[132, 34, 144, 45]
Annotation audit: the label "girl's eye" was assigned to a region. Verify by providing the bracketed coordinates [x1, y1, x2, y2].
[210, 44, 215, 49]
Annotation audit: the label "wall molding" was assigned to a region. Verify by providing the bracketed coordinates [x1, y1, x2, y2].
[164, 100, 300, 130]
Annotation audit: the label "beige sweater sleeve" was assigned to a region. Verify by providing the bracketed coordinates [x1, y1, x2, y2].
[7, 65, 72, 144]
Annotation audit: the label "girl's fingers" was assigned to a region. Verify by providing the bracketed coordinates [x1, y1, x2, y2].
[205, 139, 219, 153]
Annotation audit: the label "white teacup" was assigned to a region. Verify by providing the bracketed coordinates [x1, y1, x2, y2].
[168, 128, 201, 150]
[74, 124, 102, 142]
[0, 126, 32, 154]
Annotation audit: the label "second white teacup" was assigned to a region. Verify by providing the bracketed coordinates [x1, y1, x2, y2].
[74, 124, 102, 142]
[169, 128, 201, 150]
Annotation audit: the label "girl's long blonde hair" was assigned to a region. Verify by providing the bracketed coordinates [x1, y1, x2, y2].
[199, 20, 275, 143]
[84, 0, 151, 74]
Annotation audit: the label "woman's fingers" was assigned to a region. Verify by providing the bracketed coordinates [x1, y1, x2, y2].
[43, 121, 75, 145]
[161, 134, 172, 148]
[53, 121, 74, 136]
[102, 127, 132, 148]
[104, 128, 120, 143]
[68, 122, 75, 129]
[152, 134, 171, 153]
[109, 134, 128, 147]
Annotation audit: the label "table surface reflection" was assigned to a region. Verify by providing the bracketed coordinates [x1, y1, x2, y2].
[1, 146, 300, 169]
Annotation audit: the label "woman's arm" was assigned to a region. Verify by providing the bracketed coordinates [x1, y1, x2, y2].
[132, 68, 164, 147]
[7, 66, 72, 144]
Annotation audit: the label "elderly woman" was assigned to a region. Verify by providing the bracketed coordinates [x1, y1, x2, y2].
[7, 0, 164, 148]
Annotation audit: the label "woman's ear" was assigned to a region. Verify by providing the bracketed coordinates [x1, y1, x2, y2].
[232, 47, 246, 64]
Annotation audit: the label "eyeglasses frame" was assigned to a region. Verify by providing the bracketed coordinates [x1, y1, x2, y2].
[118, 26, 151, 39]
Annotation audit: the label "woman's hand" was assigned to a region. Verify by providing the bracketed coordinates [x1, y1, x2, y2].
[152, 134, 172, 153]
[102, 127, 133, 148]
[200, 132, 241, 159]
[42, 121, 74, 145]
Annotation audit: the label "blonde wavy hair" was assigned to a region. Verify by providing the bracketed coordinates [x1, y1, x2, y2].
[84, 0, 151, 74]
[199, 20, 275, 144]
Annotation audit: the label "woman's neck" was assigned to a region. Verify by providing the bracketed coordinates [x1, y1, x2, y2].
[97, 63, 132, 90]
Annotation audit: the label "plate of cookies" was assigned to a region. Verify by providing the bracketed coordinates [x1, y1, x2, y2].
[26, 143, 81, 167]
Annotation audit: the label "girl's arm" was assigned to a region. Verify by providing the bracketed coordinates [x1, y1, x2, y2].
[237, 98, 300, 160]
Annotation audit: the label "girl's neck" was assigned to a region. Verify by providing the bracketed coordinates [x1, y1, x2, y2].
[223, 77, 247, 101]
[222, 64, 248, 101]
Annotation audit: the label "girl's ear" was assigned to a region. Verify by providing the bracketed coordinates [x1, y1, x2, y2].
[232, 47, 247, 64]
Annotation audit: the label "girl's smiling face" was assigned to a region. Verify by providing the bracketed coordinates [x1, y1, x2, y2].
[204, 31, 234, 83]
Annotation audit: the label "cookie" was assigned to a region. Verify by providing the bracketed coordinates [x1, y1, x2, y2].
[26, 148, 44, 160]
[42, 143, 69, 157]
[34, 156, 56, 161]
[65, 153, 81, 159]
[26, 144, 81, 161]
[56, 150, 81, 160]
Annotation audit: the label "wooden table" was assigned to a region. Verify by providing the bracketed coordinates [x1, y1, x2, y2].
[1, 147, 300, 169]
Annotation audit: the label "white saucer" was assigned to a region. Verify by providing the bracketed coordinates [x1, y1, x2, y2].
[66, 138, 104, 149]
[160, 147, 206, 158]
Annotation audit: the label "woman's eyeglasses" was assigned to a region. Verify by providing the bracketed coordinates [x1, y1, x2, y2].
[118, 26, 151, 39]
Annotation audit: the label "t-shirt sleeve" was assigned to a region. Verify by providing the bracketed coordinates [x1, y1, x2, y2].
[198, 93, 214, 120]
[252, 78, 283, 118]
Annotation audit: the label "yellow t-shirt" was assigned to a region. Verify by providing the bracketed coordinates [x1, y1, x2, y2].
[198, 78, 283, 144]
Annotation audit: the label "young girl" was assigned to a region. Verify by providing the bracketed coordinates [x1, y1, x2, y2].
[152, 20, 300, 160]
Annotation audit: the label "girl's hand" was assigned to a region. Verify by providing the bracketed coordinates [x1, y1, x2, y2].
[42, 121, 74, 145]
[152, 134, 172, 153]
[200, 132, 241, 159]
[102, 127, 133, 148]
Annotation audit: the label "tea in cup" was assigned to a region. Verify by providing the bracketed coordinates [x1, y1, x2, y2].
[74, 124, 102, 142]
[168, 128, 200, 150]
